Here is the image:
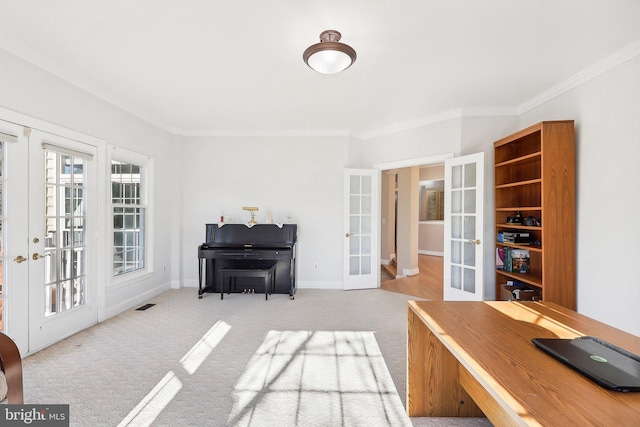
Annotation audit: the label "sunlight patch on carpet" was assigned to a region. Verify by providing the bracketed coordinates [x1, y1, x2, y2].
[117, 371, 182, 427]
[180, 320, 231, 374]
[227, 330, 412, 427]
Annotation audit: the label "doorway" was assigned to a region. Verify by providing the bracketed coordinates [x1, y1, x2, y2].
[376, 154, 453, 292]
[1, 119, 101, 355]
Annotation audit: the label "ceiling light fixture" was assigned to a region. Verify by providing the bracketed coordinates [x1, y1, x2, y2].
[303, 30, 357, 74]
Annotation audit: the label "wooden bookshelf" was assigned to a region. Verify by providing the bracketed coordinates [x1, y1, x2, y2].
[494, 121, 576, 309]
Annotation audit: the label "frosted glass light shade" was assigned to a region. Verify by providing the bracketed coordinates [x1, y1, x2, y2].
[306, 49, 353, 74]
[303, 30, 356, 74]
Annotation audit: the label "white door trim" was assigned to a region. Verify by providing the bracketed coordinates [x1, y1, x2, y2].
[373, 153, 455, 171]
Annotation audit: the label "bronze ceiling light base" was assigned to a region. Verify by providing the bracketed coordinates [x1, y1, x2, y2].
[303, 30, 357, 74]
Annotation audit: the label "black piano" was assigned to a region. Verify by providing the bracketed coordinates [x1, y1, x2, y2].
[198, 223, 297, 299]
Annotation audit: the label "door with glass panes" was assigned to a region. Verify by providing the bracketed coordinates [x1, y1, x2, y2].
[1, 120, 98, 354]
[443, 153, 484, 301]
[343, 169, 379, 290]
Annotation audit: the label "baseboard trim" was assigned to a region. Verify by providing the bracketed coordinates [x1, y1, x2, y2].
[403, 268, 420, 276]
[418, 250, 444, 257]
[105, 282, 170, 320]
[297, 280, 342, 290]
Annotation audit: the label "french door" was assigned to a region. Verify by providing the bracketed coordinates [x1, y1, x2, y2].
[443, 153, 485, 301]
[2, 120, 98, 354]
[343, 169, 379, 290]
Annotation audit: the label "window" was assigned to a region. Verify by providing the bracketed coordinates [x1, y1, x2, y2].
[111, 160, 145, 276]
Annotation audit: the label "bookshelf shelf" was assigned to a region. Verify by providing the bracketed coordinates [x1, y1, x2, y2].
[495, 179, 542, 189]
[495, 151, 542, 168]
[495, 223, 541, 230]
[497, 242, 542, 253]
[494, 121, 576, 309]
[496, 270, 542, 288]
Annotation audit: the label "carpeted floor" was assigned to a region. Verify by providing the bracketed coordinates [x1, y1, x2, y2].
[226, 330, 411, 426]
[22, 288, 491, 427]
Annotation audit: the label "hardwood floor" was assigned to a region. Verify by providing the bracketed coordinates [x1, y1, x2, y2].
[380, 254, 443, 301]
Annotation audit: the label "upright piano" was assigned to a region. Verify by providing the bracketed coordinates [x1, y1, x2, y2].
[197, 223, 297, 299]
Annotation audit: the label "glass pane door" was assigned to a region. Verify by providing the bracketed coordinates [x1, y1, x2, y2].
[444, 153, 484, 301]
[28, 130, 98, 352]
[343, 169, 379, 290]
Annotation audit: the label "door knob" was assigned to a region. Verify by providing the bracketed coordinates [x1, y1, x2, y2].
[13, 255, 27, 263]
[467, 239, 481, 245]
[32, 253, 51, 260]
[345, 233, 351, 237]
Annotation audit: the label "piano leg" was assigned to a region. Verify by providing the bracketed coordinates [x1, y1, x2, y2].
[198, 258, 203, 299]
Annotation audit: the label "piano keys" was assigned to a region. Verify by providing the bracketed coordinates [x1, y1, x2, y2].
[197, 223, 297, 299]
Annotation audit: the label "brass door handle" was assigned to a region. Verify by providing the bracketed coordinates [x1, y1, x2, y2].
[467, 239, 481, 245]
[345, 233, 351, 237]
[13, 255, 27, 263]
[32, 253, 51, 260]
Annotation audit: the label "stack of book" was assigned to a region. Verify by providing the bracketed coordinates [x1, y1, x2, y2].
[496, 247, 530, 273]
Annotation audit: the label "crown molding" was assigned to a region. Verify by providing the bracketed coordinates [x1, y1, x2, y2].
[3, 35, 639, 140]
[177, 129, 352, 137]
[518, 38, 640, 114]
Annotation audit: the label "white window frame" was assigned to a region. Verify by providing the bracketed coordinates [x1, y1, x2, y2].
[108, 145, 154, 287]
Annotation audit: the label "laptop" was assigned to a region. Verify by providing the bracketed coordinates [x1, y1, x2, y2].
[531, 336, 640, 392]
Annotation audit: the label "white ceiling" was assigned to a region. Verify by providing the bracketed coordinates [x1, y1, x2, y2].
[1, 1, 640, 138]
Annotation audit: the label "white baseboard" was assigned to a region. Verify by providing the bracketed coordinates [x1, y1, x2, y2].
[182, 279, 343, 291]
[402, 268, 420, 277]
[418, 250, 444, 257]
[182, 279, 200, 288]
[105, 282, 171, 320]
[297, 280, 342, 290]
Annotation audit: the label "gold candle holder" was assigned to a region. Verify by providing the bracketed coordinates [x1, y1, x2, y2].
[242, 206, 259, 225]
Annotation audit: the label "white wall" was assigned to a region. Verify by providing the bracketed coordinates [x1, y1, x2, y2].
[460, 116, 519, 300]
[3, 40, 639, 338]
[0, 48, 177, 318]
[518, 55, 640, 336]
[179, 135, 349, 290]
[418, 223, 444, 255]
[359, 118, 463, 166]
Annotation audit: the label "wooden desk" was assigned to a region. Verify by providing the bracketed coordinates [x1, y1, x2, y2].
[407, 301, 640, 426]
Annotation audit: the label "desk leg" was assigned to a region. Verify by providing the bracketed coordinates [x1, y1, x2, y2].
[407, 308, 483, 417]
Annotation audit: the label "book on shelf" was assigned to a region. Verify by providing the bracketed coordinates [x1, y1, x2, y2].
[496, 247, 505, 270]
[496, 247, 530, 273]
[511, 249, 530, 273]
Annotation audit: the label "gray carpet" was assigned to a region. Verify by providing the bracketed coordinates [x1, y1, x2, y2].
[22, 288, 491, 427]
[226, 330, 411, 426]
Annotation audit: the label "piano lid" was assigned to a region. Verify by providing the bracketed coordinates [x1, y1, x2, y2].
[204, 223, 297, 248]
